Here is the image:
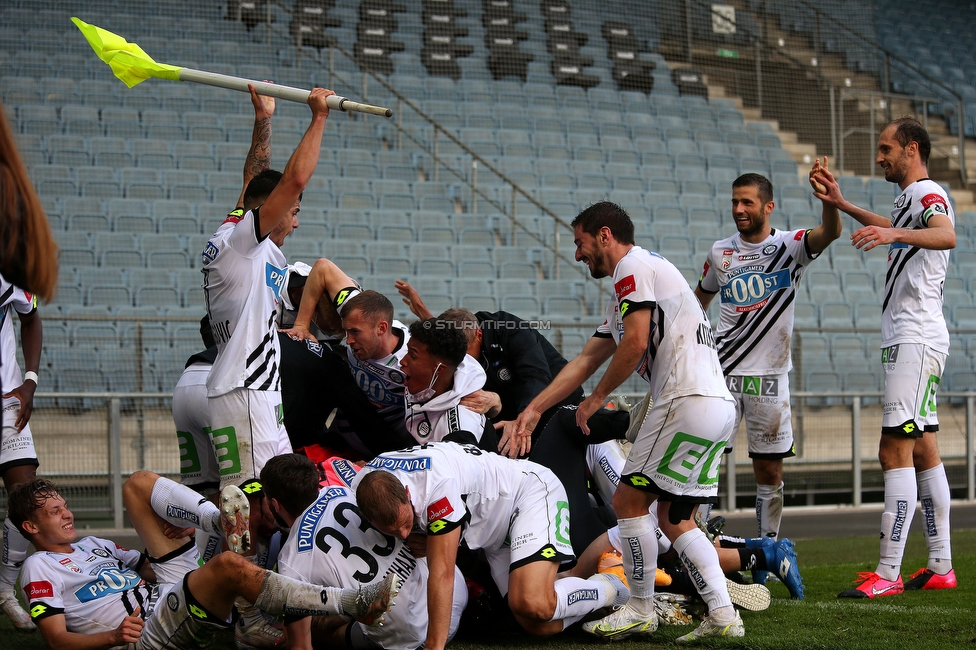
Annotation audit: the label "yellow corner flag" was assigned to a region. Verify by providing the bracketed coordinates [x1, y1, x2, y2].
[71, 17, 182, 88]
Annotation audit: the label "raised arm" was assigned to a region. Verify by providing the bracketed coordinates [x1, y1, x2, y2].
[257, 88, 334, 240]
[812, 160, 890, 228]
[235, 84, 275, 211]
[806, 157, 843, 254]
[394, 280, 435, 320]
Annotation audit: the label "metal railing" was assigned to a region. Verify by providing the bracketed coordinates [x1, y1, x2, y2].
[6, 389, 973, 526]
[835, 88, 941, 178]
[671, 0, 968, 183]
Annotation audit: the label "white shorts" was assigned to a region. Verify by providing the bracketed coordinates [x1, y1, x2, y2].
[349, 559, 467, 650]
[725, 373, 796, 459]
[621, 395, 735, 503]
[207, 388, 292, 488]
[882, 343, 945, 437]
[484, 467, 575, 597]
[0, 395, 37, 474]
[173, 364, 218, 488]
[137, 543, 232, 650]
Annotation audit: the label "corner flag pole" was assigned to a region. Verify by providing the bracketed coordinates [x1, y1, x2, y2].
[71, 17, 393, 118]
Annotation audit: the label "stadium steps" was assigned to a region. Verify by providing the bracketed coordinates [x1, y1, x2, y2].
[702, 82, 818, 172]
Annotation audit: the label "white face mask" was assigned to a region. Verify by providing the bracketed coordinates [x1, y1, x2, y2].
[408, 363, 443, 404]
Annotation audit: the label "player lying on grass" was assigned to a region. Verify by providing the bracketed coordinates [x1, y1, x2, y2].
[8, 474, 400, 650]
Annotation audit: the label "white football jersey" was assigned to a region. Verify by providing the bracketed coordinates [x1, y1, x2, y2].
[203, 209, 287, 397]
[698, 228, 818, 375]
[0, 274, 36, 393]
[20, 536, 153, 634]
[344, 321, 410, 417]
[595, 246, 729, 402]
[278, 486, 413, 590]
[882, 179, 952, 352]
[355, 441, 547, 551]
[277, 485, 463, 649]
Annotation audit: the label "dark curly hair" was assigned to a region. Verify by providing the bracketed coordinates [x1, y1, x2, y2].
[408, 319, 468, 366]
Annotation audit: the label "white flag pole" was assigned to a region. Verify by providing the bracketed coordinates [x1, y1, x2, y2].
[177, 68, 393, 118]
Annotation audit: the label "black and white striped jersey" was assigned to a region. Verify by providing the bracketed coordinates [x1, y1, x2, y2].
[882, 179, 952, 353]
[698, 228, 818, 375]
[202, 208, 285, 396]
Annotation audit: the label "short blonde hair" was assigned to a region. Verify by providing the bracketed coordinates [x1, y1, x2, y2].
[356, 470, 409, 529]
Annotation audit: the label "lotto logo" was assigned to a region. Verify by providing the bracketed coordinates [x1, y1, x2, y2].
[30, 604, 47, 619]
[903, 422, 915, 434]
[630, 476, 649, 487]
[428, 520, 447, 533]
[242, 481, 263, 495]
[540, 546, 556, 559]
[189, 603, 208, 620]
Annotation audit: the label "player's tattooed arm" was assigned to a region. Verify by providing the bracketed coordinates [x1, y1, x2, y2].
[236, 83, 276, 211]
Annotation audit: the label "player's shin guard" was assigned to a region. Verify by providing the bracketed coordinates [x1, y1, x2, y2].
[673, 528, 735, 623]
[1, 518, 29, 589]
[877, 467, 916, 581]
[150, 476, 221, 533]
[756, 482, 783, 540]
[918, 464, 952, 572]
[552, 575, 626, 627]
[618, 512, 657, 616]
[254, 570, 348, 617]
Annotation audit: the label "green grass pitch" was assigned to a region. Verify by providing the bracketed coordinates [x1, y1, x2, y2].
[4, 530, 974, 649]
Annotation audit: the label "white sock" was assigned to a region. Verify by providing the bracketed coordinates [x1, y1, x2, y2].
[1, 518, 29, 590]
[756, 482, 783, 540]
[195, 529, 222, 563]
[609, 524, 673, 559]
[655, 527, 672, 555]
[253, 570, 353, 617]
[551, 575, 622, 626]
[618, 512, 657, 615]
[150, 476, 221, 533]
[877, 467, 916, 581]
[917, 464, 952, 572]
[673, 528, 732, 614]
